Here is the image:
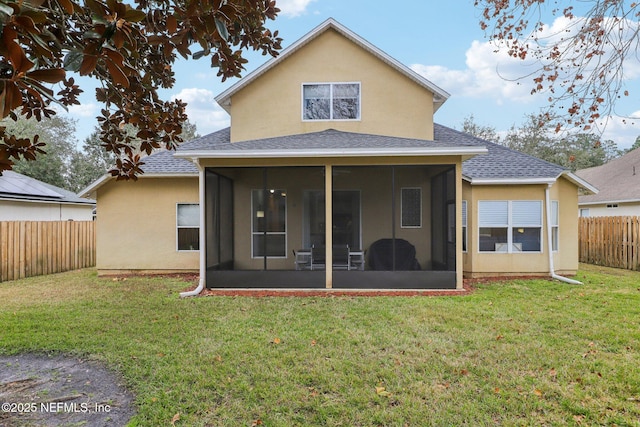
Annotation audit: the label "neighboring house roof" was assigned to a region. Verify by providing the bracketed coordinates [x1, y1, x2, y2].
[576, 148, 640, 205]
[215, 18, 450, 114]
[0, 171, 95, 205]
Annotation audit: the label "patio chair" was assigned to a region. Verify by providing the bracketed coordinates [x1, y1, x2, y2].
[310, 245, 326, 270]
[293, 249, 312, 270]
[332, 244, 351, 270]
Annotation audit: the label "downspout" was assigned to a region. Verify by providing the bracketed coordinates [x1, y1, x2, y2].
[545, 185, 582, 285]
[180, 160, 206, 297]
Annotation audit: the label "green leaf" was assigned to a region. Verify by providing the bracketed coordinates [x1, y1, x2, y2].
[63, 50, 83, 72]
[214, 17, 228, 41]
[193, 49, 210, 60]
[124, 9, 146, 22]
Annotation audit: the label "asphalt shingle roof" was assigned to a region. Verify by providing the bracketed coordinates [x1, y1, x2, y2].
[576, 147, 640, 203]
[178, 128, 470, 151]
[142, 124, 568, 181]
[140, 150, 199, 174]
[434, 124, 567, 180]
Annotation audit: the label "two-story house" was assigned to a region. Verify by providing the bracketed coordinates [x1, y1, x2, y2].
[81, 19, 596, 292]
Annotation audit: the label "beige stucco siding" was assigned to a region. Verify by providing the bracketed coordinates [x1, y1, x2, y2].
[463, 177, 579, 277]
[229, 28, 435, 142]
[96, 177, 199, 273]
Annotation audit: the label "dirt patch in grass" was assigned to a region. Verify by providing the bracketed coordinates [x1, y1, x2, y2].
[0, 354, 134, 427]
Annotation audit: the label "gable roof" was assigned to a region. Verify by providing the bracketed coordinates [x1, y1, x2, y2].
[0, 171, 94, 205]
[576, 148, 640, 205]
[215, 18, 450, 113]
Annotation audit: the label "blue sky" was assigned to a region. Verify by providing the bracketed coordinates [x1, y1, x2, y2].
[62, 0, 640, 149]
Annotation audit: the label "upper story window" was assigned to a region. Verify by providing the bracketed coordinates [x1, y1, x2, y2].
[302, 83, 360, 120]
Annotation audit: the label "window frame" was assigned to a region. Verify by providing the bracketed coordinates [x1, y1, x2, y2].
[478, 200, 543, 254]
[176, 203, 200, 252]
[301, 82, 361, 121]
[251, 189, 287, 259]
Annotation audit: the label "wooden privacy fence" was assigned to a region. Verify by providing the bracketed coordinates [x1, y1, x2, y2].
[579, 216, 640, 270]
[0, 221, 96, 282]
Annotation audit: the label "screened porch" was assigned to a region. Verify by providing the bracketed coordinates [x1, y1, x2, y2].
[203, 164, 458, 289]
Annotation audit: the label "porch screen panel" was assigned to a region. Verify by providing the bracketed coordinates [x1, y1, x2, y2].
[219, 175, 234, 268]
[205, 172, 219, 268]
[430, 167, 456, 271]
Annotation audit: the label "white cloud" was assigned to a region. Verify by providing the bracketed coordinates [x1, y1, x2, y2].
[277, 0, 315, 17]
[171, 88, 230, 136]
[411, 39, 539, 105]
[600, 113, 640, 150]
[67, 102, 99, 118]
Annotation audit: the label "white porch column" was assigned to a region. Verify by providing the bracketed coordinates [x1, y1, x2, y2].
[325, 164, 333, 288]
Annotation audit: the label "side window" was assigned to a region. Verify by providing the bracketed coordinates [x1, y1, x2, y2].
[177, 204, 199, 251]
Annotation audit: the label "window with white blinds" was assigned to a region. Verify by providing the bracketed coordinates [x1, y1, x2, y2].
[478, 200, 542, 253]
[177, 203, 199, 251]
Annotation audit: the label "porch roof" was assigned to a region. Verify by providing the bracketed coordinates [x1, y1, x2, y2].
[174, 128, 486, 160]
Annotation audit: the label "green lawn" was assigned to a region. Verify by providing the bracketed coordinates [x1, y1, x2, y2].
[1, 265, 639, 426]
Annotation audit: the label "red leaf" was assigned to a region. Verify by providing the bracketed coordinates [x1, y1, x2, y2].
[26, 68, 66, 83]
[79, 54, 98, 75]
[7, 41, 34, 74]
[105, 58, 130, 87]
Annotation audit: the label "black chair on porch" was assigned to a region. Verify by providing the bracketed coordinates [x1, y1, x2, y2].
[332, 244, 351, 270]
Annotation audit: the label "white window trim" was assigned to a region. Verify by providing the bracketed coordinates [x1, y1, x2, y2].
[251, 189, 288, 259]
[478, 200, 544, 254]
[301, 82, 362, 122]
[580, 208, 590, 217]
[176, 203, 199, 252]
[401, 187, 422, 228]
